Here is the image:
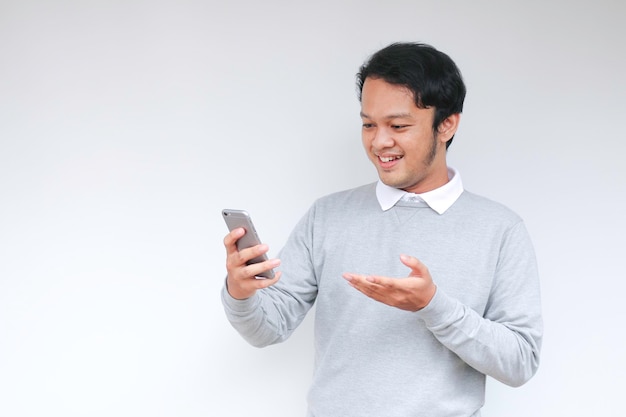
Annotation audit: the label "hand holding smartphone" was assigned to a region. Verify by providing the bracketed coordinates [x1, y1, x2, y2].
[222, 209, 275, 279]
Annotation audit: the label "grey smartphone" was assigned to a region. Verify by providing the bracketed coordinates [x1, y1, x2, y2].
[222, 209, 275, 279]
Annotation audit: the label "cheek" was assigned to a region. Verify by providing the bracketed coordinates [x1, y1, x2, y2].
[404, 132, 435, 153]
[361, 133, 372, 151]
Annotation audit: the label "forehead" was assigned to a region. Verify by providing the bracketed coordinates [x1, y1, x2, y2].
[361, 78, 430, 119]
[362, 78, 414, 101]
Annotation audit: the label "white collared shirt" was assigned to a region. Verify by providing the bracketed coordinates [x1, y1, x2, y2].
[375, 167, 464, 214]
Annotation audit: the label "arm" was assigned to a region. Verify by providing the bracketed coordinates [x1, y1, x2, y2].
[222, 210, 318, 347]
[343, 221, 543, 386]
[221, 226, 284, 347]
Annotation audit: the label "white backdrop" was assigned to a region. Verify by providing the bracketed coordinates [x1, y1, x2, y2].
[1, 1, 624, 416]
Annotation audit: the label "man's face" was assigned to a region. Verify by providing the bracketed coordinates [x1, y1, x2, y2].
[360, 77, 450, 194]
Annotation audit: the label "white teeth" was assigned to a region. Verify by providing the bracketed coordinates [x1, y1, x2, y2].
[380, 156, 400, 162]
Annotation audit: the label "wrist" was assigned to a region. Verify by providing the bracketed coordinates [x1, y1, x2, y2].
[226, 277, 255, 300]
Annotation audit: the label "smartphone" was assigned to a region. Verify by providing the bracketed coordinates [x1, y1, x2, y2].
[222, 209, 275, 279]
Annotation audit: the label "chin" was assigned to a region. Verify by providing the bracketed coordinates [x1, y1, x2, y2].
[379, 177, 405, 189]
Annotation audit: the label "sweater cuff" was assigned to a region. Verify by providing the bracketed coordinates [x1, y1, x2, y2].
[221, 282, 261, 315]
[414, 287, 459, 328]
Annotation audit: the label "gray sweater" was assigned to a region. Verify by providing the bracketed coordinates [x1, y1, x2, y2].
[222, 183, 543, 417]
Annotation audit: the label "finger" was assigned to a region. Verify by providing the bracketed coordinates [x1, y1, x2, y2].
[224, 225, 271, 269]
[227, 270, 282, 300]
[343, 273, 387, 293]
[399, 254, 429, 277]
[238, 243, 270, 263]
[226, 244, 272, 277]
[364, 274, 394, 286]
[242, 257, 281, 279]
[223, 227, 245, 253]
[255, 271, 282, 287]
[342, 272, 367, 285]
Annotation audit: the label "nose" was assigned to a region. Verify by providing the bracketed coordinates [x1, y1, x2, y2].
[370, 127, 394, 150]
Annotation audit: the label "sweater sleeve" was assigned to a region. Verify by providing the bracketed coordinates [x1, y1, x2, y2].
[415, 221, 543, 387]
[221, 208, 319, 348]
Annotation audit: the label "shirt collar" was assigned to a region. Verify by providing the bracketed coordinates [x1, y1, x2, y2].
[375, 167, 464, 214]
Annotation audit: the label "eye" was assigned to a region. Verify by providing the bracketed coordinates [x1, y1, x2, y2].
[362, 123, 374, 129]
[391, 124, 409, 130]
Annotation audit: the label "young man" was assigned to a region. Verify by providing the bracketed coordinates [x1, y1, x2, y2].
[222, 42, 543, 417]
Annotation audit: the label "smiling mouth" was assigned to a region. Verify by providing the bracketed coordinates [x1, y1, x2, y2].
[379, 155, 403, 162]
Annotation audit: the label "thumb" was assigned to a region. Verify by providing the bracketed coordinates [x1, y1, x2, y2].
[400, 254, 429, 278]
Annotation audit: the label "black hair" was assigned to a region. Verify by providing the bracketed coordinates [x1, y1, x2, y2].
[356, 42, 466, 149]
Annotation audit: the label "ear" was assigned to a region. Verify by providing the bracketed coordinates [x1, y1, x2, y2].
[436, 113, 461, 143]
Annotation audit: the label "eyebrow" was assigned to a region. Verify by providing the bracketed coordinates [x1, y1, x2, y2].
[360, 111, 414, 120]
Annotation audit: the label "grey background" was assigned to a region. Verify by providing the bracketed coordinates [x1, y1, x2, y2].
[1, 1, 624, 416]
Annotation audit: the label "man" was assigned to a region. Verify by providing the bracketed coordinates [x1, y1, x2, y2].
[222, 42, 542, 417]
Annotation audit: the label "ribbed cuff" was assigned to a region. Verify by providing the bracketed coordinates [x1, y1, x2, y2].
[221, 280, 260, 312]
[414, 287, 459, 329]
